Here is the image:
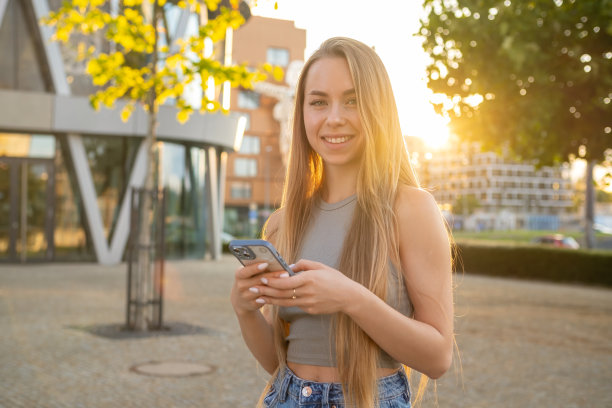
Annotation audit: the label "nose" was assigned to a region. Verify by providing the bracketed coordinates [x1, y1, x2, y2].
[326, 102, 346, 126]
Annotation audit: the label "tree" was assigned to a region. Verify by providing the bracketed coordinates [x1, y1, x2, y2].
[419, 0, 612, 248]
[42, 0, 280, 330]
[452, 193, 481, 216]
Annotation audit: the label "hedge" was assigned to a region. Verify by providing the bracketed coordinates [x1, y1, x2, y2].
[455, 242, 612, 287]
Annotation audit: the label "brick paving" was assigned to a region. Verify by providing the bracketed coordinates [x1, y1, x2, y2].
[0, 256, 610, 407]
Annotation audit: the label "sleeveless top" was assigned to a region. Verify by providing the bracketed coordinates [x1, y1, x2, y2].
[278, 194, 413, 368]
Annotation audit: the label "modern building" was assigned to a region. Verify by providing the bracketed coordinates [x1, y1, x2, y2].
[416, 141, 575, 230]
[0, 0, 249, 263]
[223, 16, 306, 237]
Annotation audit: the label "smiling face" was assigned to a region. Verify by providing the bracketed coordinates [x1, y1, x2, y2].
[302, 57, 364, 172]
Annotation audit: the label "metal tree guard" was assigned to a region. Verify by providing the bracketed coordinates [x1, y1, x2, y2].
[126, 187, 167, 330]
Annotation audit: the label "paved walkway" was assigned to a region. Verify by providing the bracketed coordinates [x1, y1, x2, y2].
[0, 257, 610, 407]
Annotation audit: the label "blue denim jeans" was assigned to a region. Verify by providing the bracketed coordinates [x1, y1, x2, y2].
[263, 366, 411, 408]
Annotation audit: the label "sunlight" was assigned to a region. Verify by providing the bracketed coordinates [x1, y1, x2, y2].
[402, 109, 452, 150]
[250, 0, 451, 150]
[421, 118, 451, 150]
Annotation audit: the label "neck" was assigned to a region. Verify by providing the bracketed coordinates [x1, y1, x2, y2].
[321, 163, 358, 203]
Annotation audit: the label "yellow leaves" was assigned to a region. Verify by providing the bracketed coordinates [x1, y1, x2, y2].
[262, 63, 284, 81]
[120, 104, 135, 122]
[177, 109, 192, 124]
[200, 7, 245, 41]
[204, 0, 222, 11]
[53, 28, 71, 43]
[90, 94, 101, 111]
[272, 66, 284, 81]
[158, 87, 176, 105]
[72, 0, 89, 10]
[77, 42, 96, 62]
[166, 54, 182, 70]
[42, 0, 270, 128]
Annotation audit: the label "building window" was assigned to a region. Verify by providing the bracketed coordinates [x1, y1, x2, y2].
[230, 182, 252, 199]
[234, 158, 258, 177]
[239, 135, 260, 154]
[237, 90, 260, 109]
[267, 47, 290, 66]
[240, 113, 251, 130]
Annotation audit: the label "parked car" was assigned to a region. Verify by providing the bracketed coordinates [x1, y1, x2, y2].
[532, 234, 580, 249]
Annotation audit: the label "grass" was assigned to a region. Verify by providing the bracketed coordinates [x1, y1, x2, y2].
[449, 229, 611, 247]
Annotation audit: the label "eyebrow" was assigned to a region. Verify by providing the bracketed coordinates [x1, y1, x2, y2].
[307, 89, 356, 97]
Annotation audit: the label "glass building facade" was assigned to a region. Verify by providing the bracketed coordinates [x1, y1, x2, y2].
[0, 0, 244, 263]
[0, 133, 222, 262]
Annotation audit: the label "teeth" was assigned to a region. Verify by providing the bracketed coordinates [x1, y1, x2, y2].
[325, 136, 349, 144]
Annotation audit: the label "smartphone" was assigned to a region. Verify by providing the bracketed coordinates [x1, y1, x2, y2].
[228, 239, 294, 275]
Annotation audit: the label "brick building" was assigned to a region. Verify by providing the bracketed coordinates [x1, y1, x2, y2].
[224, 16, 306, 237]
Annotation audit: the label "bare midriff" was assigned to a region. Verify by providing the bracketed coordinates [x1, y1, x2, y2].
[287, 361, 399, 383]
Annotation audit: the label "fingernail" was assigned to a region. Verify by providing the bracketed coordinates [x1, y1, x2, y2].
[279, 272, 289, 278]
[255, 298, 265, 304]
[257, 263, 269, 271]
[260, 277, 268, 284]
[249, 287, 259, 294]
[289, 264, 296, 269]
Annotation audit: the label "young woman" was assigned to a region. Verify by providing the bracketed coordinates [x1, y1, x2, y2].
[230, 37, 454, 408]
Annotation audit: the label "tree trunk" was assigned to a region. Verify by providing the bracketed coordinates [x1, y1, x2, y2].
[133, 0, 160, 331]
[584, 159, 596, 249]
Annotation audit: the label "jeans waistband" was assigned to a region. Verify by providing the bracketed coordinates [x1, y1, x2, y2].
[272, 366, 410, 404]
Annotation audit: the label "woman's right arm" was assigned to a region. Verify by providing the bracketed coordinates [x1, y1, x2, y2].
[231, 266, 279, 373]
[229, 211, 284, 374]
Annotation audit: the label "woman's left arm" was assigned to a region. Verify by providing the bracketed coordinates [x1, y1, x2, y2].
[255, 187, 454, 379]
[345, 186, 454, 379]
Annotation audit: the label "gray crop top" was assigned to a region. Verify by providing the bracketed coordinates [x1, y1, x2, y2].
[278, 194, 413, 368]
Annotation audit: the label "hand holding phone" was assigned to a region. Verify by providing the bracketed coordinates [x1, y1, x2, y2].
[229, 239, 294, 276]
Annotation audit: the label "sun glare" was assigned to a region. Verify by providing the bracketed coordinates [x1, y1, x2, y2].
[419, 117, 451, 150]
[402, 109, 451, 150]
[250, 0, 451, 150]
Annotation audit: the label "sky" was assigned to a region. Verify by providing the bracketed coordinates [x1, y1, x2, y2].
[251, 1, 611, 189]
[250, 0, 451, 149]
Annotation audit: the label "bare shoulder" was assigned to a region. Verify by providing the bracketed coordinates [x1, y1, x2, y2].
[395, 185, 440, 222]
[395, 185, 449, 248]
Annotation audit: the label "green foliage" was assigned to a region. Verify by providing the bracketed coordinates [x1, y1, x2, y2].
[452, 193, 480, 215]
[41, 0, 272, 123]
[597, 189, 612, 203]
[420, 0, 612, 164]
[457, 243, 612, 287]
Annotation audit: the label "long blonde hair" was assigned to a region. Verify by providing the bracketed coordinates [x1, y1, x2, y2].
[263, 37, 423, 407]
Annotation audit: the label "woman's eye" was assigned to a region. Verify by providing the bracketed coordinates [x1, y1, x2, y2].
[346, 97, 357, 106]
[309, 100, 326, 106]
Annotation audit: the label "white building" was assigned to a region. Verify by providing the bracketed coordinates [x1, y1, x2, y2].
[420, 143, 575, 230]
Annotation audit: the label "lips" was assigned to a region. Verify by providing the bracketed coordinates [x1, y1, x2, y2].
[322, 135, 353, 144]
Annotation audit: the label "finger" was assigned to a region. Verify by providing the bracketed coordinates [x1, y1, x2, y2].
[235, 262, 269, 279]
[256, 286, 295, 299]
[292, 259, 324, 272]
[259, 270, 292, 280]
[256, 296, 303, 308]
[261, 275, 303, 290]
[257, 270, 293, 286]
